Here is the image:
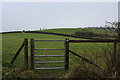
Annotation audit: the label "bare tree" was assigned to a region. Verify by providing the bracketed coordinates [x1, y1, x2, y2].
[104, 21, 120, 78]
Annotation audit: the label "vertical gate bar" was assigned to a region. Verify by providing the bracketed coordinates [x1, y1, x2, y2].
[65, 38, 69, 70]
[24, 38, 28, 70]
[31, 39, 34, 70]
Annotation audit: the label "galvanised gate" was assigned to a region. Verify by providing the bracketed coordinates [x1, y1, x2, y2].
[30, 39, 69, 70]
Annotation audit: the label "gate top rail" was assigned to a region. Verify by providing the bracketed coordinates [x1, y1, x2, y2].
[69, 40, 119, 43]
[34, 40, 65, 41]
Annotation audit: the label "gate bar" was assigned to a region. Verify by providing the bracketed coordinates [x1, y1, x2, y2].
[35, 67, 64, 70]
[69, 40, 116, 43]
[34, 55, 64, 57]
[34, 61, 64, 63]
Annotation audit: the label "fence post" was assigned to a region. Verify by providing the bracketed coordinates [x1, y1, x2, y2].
[24, 38, 28, 70]
[65, 38, 69, 70]
[31, 39, 34, 70]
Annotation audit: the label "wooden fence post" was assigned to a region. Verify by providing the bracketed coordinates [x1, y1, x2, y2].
[65, 38, 69, 70]
[31, 39, 34, 70]
[24, 38, 28, 70]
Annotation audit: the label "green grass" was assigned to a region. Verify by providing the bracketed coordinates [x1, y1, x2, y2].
[39, 28, 83, 34]
[38, 28, 116, 36]
[2, 28, 114, 78]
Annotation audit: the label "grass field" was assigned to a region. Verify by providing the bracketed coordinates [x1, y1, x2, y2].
[40, 28, 115, 36]
[39, 28, 82, 34]
[2, 28, 114, 78]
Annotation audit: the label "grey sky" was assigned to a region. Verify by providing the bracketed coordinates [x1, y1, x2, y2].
[2, 2, 118, 32]
[119, 2, 120, 21]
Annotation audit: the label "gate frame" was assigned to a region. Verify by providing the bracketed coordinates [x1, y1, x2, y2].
[65, 38, 69, 70]
[31, 38, 34, 70]
[30, 39, 67, 70]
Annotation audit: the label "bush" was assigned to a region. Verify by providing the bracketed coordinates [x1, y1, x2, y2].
[74, 30, 113, 38]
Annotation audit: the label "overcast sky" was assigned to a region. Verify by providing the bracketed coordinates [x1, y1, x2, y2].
[2, 2, 118, 32]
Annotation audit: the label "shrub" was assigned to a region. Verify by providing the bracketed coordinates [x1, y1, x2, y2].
[74, 30, 113, 38]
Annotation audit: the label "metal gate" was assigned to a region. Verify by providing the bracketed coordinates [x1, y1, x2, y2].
[30, 39, 68, 70]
